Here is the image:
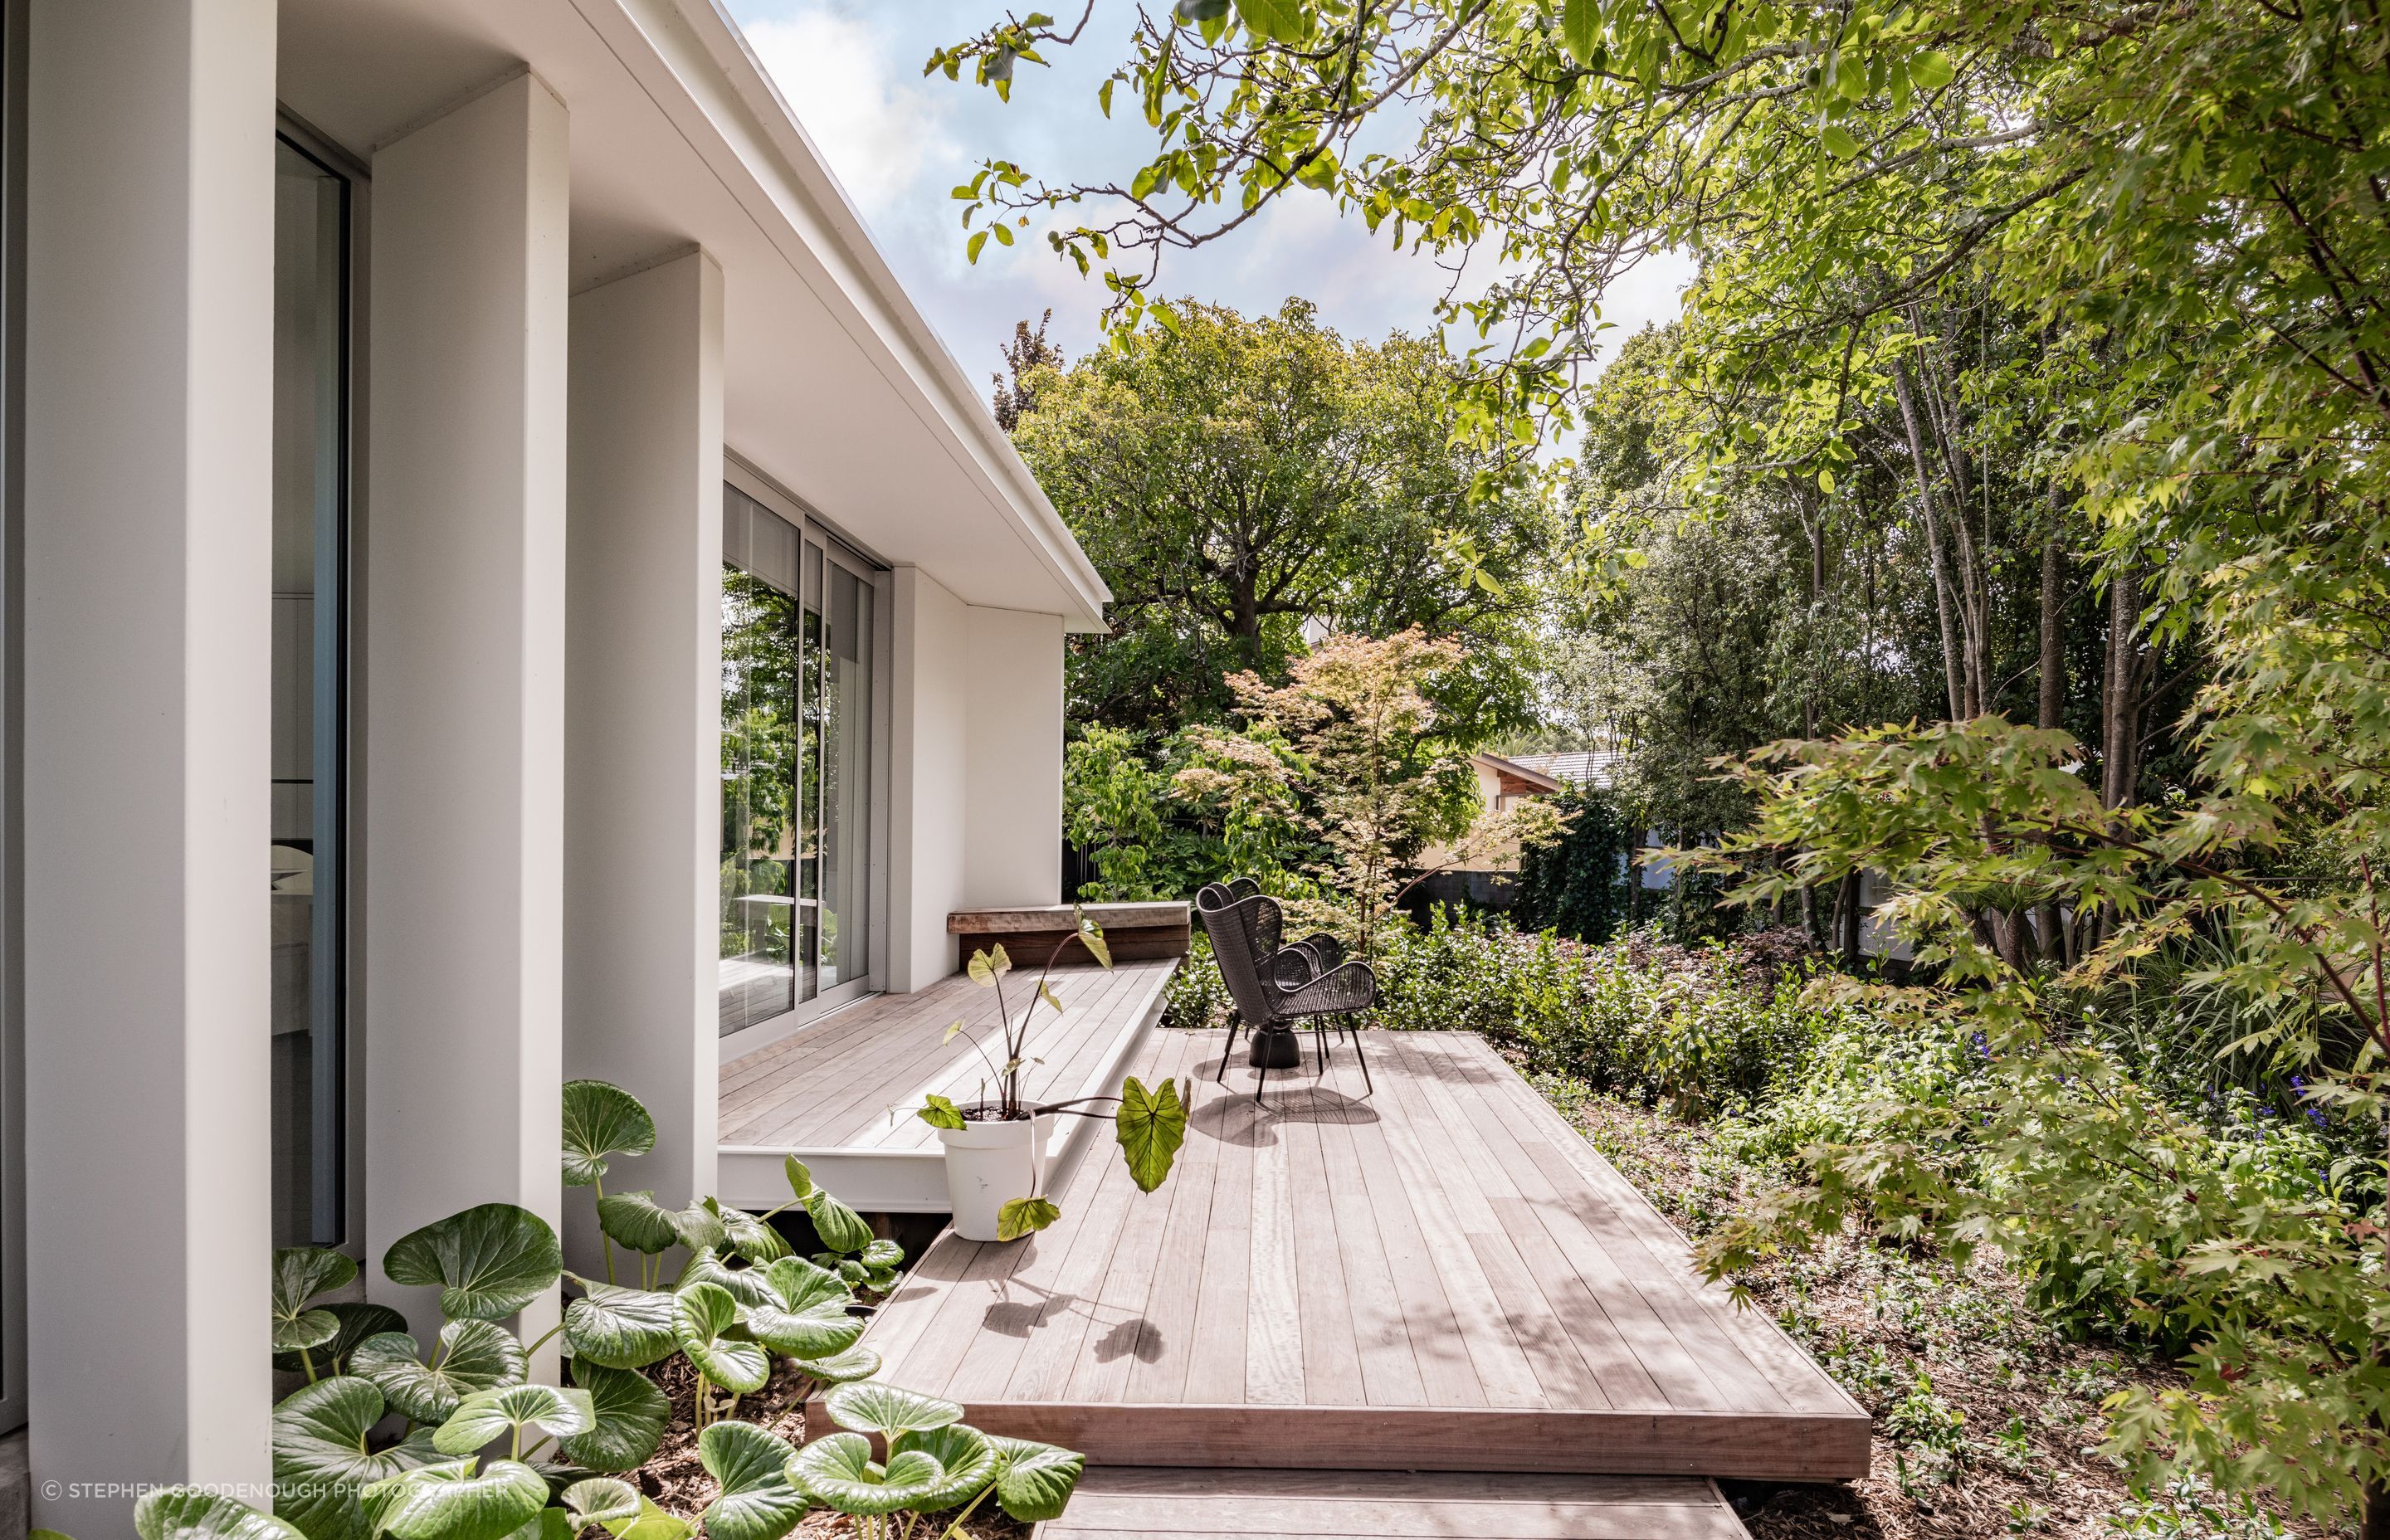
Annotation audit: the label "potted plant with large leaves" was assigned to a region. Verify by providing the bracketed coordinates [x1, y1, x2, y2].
[915, 910, 1192, 1241]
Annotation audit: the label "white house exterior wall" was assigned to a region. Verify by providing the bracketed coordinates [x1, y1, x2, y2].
[12, 4, 1105, 1530]
[889, 567, 971, 993]
[963, 607, 1066, 910]
[22, 2, 280, 1528]
[359, 69, 573, 1377]
[563, 250, 725, 1278]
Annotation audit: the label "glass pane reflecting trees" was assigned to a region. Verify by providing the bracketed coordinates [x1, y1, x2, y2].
[720, 490, 880, 1033]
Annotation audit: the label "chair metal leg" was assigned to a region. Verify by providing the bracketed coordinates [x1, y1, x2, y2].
[1253, 1055, 1270, 1107]
[1350, 1021, 1373, 1095]
[1313, 1026, 1328, 1073]
[1217, 1014, 1248, 1084]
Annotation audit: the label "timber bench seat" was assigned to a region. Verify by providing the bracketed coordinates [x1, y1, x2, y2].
[822, 1029, 1870, 1482]
[949, 901, 1191, 966]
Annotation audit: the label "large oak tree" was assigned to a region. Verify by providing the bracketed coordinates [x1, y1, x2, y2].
[1006, 296, 1549, 735]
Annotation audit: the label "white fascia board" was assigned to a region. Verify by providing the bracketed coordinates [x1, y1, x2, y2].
[581, 0, 1112, 631]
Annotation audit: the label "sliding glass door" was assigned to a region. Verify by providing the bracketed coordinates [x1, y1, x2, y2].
[719, 485, 881, 1038]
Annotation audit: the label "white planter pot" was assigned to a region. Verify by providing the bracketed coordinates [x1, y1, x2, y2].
[937, 1113, 1055, 1242]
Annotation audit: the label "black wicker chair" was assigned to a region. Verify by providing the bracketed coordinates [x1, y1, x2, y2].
[1193, 884, 1376, 1103]
[1194, 880, 1346, 1061]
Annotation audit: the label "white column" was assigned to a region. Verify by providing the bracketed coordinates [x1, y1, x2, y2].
[562, 251, 723, 1276]
[887, 569, 969, 992]
[21, 2, 277, 1531]
[363, 71, 570, 1367]
[962, 607, 1065, 909]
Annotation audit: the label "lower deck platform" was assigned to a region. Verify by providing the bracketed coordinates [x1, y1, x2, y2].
[717, 959, 1178, 1213]
[827, 1029, 1871, 1479]
[1037, 1469, 1752, 1539]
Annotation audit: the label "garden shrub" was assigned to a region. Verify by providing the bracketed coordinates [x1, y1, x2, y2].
[1511, 782, 1635, 943]
[1163, 933, 1233, 1031]
[1368, 906, 1839, 1115]
[1358, 906, 2378, 1406]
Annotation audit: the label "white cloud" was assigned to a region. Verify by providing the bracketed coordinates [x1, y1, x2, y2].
[741, 12, 958, 226]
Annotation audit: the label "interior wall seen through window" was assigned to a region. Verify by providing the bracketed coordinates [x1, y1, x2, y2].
[270, 135, 348, 1247]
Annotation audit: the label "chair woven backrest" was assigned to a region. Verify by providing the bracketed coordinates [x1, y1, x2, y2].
[1195, 892, 1286, 1029]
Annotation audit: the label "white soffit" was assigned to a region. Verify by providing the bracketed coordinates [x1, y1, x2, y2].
[276, 0, 1110, 630]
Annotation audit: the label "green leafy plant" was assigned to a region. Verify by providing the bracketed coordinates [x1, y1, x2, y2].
[913, 911, 1188, 1240]
[256, 1078, 946, 1540]
[561, 1080, 656, 1286]
[786, 1381, 1085, 1540]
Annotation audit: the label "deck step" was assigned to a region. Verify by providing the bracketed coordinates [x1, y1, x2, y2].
[1036, 1468, 1751, 1540]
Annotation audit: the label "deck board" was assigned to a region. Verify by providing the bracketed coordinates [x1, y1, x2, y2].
[717, 960, 1178, 1213]
[1040, 1469, 1751, 1540]
[824, 1029, 1871, 1479]
[719, 961, 1173, 1147]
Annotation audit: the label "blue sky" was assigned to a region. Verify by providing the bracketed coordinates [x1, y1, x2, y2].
[727, 1, 1691, 393]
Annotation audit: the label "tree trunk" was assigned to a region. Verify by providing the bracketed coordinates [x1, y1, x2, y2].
[1804, 500, 1825, 739]
[2102, 564, 2144, 811]
[2368, 1477, 2390, 1540]
[1891, 358, 1972, 719]
[1914, 344, 1992, 709]
[1837, 870, 1864, 965]
[2034, 522, 2066, 965]
[2038, 530, 2065, 733]
[1229, 568, 1262, 657]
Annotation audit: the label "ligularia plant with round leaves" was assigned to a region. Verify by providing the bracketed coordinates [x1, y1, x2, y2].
[225, 1077, 1085, 1540]
[788, 1381, 1085, 1540]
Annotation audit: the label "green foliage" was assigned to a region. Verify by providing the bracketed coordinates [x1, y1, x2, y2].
[381, 1205, 562, 1324]
[925, 16, 2390, 1513]
[558, 1363, 671, 1474]
[1162, 933, 1234, 1031]
[142, 1489, 309, 1540]
[349, 1321, 527, 1425]
[560, 1080, 656, 1189]
[1063, 725, 1187, 900]
[1175, 631, 1491, 950]
[1679, 705, 2390, 1518]
[997, 1197, 1061, 1242]
[272, 1249, 358, 1356]
[1511, 782, 1636, 943]
[1114, 1075, 1188, 1192]
[1371, 909, 1834, 1116]
[271, 1377, 437, 1540]
[693, 1422, 805, 1540]
[274, 1303, 407, 1379]
[788, 1384, 1085, 1538]
[254, 1078, 970, 1540]
[1002, 297, 1548, 739]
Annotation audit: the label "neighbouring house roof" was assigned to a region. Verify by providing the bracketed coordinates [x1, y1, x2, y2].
[1506, 745, 1630, 789]
[1473, 752, 1563, 798]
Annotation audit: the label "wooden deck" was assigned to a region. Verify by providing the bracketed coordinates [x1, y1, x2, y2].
[828, 1029, 1870, 1480]
[1037, 1469, 1751, 1539]
[717, 961, 1178, 1213]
